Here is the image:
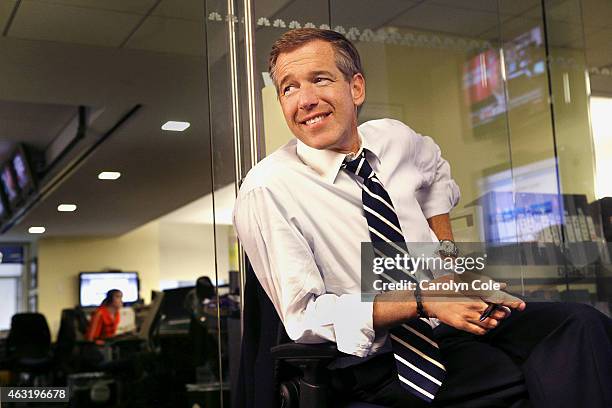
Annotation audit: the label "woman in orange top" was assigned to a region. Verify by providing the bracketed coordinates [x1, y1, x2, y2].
[85, 289, 123, 343]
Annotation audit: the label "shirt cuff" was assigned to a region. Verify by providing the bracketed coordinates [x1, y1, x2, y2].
[418, 180, 461, 219]
[332, 294, 376, 357]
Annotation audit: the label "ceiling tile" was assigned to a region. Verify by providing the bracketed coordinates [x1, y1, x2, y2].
[125, 15, 204, 56]
[389, 2, 499, 38]
[523, 0, 583, 26]
[581, 0, 612, 31]
[585, 28, 612, 68]
[544, 0, 582, 25]
[545, 19, 586, 48]
[432, 0, 538, 16]
[33, 0, 157, 14]
[589, 75, 612, 96]
[499, 16, 543, 43]
[329, 0, 420, 29]
[9, 0, 143, 47]
[431, 0, 499, 13]
[0, 0, 17, 31]
[269, 0, 331, 28]
[152, 0, 204, 21]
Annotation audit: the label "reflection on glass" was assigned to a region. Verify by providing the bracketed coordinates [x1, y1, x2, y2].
[209, 1, 611, 406]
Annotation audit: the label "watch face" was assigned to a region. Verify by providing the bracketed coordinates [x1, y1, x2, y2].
[438, 240, 458, 256]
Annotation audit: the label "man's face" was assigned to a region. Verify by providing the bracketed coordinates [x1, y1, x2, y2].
[274, 40, 365, 152]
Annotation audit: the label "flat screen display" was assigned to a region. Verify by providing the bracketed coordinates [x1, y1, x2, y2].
[12, 150, 32, 191]
[1, 165, 19, 204]
[0, 194, 8, 220]
[463, 26, 546, 129]
[79, 272, 140, 307]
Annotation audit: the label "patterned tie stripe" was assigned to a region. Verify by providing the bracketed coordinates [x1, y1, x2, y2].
[343, 150, 446, 403]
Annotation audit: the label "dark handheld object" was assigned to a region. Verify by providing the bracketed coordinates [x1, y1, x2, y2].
[479, 303, 501, 322]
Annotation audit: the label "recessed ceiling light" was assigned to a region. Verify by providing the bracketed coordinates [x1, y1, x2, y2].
[161, 121, 190, 131]
[58, 204, 77, 212]
[98, 171, 121, 180]
[28, 226, 46, 234]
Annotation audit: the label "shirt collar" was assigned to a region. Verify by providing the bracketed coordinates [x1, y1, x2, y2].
[296, 130, 381, 184]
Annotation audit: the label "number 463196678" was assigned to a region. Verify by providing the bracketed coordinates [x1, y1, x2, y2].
[1, 387, 69, 402]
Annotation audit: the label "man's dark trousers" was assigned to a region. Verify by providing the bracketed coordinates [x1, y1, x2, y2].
[330, 302, 612, 408]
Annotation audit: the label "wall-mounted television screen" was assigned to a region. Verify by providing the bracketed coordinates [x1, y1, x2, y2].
[11, 145, 36, 198]
[463, 26, 547, 131]
[0, 194, 9, 222]
[0, 181, 11, 222]
[79, 271, 140, 307]
[0, 164, 19, 208]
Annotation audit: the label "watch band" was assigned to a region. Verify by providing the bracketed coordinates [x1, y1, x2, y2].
[415, 285, 428, 318]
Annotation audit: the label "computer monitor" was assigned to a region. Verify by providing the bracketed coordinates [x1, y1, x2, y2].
[160, 286, 194, 322]
[79, 271, 140, 307]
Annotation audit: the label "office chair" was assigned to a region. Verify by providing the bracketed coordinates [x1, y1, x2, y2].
[234, 258, 388, 408]
[55, 308, 86, 375]
[55, 307, 105, 375]
[65, 294, 166, 407]
[6, 313, 54, 385]
[189, 276, 219, 374]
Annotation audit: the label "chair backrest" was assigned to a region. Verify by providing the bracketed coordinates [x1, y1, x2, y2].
[139, 290, 164, 341]
[56, 309, 79, 355]
[7, 313, 51, 359]
[73, 307, 89, 337]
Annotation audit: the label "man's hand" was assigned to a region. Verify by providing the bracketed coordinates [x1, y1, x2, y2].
[422, 274, 525, 335]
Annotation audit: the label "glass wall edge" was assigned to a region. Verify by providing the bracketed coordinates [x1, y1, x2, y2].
[233, 0, 260, 334]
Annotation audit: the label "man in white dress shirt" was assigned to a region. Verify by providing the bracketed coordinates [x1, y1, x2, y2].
[233, 28, 612, 407]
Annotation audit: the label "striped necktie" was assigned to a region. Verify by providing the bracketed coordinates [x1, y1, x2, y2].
[342, 150, 446, 403]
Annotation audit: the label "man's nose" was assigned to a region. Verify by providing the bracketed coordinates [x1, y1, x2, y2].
[298, 85, 319, 110]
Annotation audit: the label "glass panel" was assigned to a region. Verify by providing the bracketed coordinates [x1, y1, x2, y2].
[495, 0, 561, 300]
[205, 0, 256, 405]
[1, 0, 222, 402]
[219, 0, 611, 405]
[542, 0, 612, 315]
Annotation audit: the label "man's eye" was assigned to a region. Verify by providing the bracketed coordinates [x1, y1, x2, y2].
[314, 77, 330, 84]
[283, 85, 296, 95]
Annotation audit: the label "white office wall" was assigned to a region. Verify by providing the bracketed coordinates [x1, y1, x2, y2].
[158, 222, 230, 286]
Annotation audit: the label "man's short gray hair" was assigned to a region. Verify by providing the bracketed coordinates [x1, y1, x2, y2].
[268, 28, 364, 93]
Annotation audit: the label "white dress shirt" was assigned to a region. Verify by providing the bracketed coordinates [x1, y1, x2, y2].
[233, 118, 460, 359]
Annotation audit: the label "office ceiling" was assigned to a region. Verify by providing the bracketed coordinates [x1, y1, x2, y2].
[0, 0, 610, 241]
[0, 0, 213, 241]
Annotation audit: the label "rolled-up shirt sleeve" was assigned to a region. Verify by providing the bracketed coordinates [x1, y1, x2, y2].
[233, 186, 377, 357]
[412, 133, 460, 218]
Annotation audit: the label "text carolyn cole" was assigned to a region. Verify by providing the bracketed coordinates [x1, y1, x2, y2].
[372, 279, 502, 292]
[372, 254, 487, 274]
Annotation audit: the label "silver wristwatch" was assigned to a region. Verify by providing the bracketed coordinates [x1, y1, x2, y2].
[437, 239, 459, 258]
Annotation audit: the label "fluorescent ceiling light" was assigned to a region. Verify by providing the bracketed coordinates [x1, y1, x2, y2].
[98, 171, 121, 180]
[57, 204, 77, 212]
[161, 121, 190, 131]
[28, 226, 46, 234]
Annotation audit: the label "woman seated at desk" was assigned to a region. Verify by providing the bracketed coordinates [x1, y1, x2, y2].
[85, 289, 123, 343]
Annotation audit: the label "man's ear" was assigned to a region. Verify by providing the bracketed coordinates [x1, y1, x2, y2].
[351, 73, 366, 107]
